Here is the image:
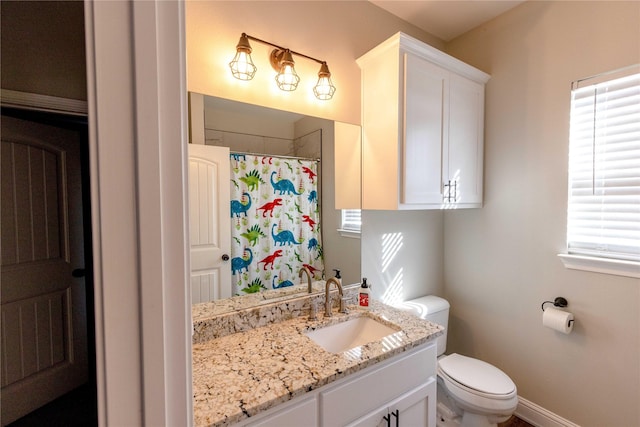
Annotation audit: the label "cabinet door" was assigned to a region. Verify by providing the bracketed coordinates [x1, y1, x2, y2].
[402, 53, 448, 205]
[395, 378, 436, 427]
[347, 378, 436, 427]
[247, 397, 317, 427]
[321, 344, 436, 426]
[446, 73, 484, 207]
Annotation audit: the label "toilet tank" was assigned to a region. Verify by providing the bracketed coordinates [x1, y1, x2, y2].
[396, 295, 449, 356]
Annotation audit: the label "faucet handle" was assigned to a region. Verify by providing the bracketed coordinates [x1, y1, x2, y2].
[340, 297, 349, 314]
[308, 300, 318, 321]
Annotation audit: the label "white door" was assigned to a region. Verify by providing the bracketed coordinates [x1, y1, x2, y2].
[1, 115, 88, 424]
[188, 144, 231, 303]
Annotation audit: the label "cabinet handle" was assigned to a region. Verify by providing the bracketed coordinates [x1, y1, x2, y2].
[452, 180, 457, 202]
[443, 180, 451, 202]
[383, 413, 391, 427]
[391, 409, 399, 427]
[443, 180, 458, 203]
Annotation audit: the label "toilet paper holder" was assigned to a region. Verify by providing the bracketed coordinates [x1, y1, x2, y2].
[541, 297, 568, 312]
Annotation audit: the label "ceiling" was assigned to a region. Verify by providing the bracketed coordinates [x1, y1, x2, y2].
[369, 0, 526, 41]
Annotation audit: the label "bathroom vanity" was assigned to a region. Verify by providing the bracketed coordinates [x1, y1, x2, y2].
[192, 289, 443, 426]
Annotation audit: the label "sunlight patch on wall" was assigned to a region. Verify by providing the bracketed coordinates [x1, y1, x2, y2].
[381, 232, 403, 273]
[381, 267, 403, 306]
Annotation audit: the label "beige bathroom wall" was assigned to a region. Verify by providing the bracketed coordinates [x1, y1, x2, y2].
[444, 2, 640, 426]
[185, 1, 443, 125]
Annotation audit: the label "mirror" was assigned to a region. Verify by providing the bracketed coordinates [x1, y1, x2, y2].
[189, 93, 361, 313]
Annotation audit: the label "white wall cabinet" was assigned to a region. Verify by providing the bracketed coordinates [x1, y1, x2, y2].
[357, 32, 490, 210]
[238, 342, 437, 426]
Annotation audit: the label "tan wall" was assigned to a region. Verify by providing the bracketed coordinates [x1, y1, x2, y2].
[185, 1, 443, 125]
[0, 1, 86, 100]
[444, 2, 640, 425]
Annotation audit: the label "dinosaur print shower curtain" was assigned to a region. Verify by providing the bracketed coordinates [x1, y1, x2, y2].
[230, 154, 324, 295]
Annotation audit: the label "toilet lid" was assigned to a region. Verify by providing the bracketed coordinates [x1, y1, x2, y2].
[439, 353, 516, 396]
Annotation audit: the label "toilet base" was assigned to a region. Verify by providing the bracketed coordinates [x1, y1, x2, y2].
[436, 406, 504, 427]
[436, 381, 513, 427]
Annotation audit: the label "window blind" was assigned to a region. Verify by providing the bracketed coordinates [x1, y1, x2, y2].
[341, 209, 362, 232]
[567, 69, 640, 262]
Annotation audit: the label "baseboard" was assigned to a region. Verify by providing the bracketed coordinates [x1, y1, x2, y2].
[515, 396, 580, 427]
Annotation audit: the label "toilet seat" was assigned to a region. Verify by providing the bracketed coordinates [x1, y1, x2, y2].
[438, 353, 518, 415]
[439, 353, 515, 397]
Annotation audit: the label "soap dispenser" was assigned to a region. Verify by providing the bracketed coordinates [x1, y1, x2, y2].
[359, 278, 370, 309]
[333, 269, 342, 287]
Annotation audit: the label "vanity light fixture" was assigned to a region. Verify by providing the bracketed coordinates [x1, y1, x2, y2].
[229, 33, 257, 80]
[229, 33, 336, 100]
[272, 49, 300, 91]
[314, 62, 336, 100]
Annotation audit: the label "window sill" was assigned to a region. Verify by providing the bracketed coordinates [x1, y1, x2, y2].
[338, 228, 361, 239]
[558, 254, 640, 279]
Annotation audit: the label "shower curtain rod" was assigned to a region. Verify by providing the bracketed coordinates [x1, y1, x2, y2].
[205, 127, 322, 143]
[230, 150, 320, 163]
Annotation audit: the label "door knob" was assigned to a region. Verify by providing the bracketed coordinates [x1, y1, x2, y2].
[221, 254, 230, 261]
[72, 268, 86, 278]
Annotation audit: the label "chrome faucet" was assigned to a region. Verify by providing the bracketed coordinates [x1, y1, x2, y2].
[324, 277, 348, 317]
[299, 266, 313, 293]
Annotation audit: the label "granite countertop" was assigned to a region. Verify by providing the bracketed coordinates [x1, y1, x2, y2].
[192, 300, 444, 427]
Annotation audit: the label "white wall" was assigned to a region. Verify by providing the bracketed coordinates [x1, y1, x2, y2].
[362, 210, 444, 305]
[444, 2, 640, 426]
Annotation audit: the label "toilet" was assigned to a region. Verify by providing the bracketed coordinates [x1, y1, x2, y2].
[397, 296, 518, 427]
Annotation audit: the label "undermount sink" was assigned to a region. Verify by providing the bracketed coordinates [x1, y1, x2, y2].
[305, 316, 400, 353]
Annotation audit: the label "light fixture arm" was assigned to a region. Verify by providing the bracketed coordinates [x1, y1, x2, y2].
[231, 33, 336, 100]
[242, 33, 325, 66]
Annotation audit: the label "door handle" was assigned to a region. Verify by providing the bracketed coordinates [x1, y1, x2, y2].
[72, 268, 86, 278]
[391, 409, 399, 427]
[221, 254, 230, 261]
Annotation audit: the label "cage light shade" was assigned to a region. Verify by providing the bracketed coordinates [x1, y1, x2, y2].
[275, 50, 300, 91]
[229, 34, 257, 80]
[313, 62, 336, 100]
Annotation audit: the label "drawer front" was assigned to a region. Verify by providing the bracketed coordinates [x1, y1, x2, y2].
[320, 343, 436, 426]
[247, 396, 317, 427]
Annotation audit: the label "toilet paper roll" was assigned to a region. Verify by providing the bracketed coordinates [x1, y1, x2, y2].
[543, 307, 574, 334]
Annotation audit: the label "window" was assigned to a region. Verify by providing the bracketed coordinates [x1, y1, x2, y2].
[561, 66, 640, 277]
[339, 209, 361, 237]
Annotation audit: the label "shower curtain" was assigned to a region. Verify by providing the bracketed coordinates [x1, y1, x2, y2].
[230, 153, 324, 295]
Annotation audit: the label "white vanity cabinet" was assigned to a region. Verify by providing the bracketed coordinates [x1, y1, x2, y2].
[238, 342, 437, 427]
[321, 343, 436, 426]
[346, 381, 435, 427]
[357, 32, 490, 210]
[246, 396, 318, 426]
